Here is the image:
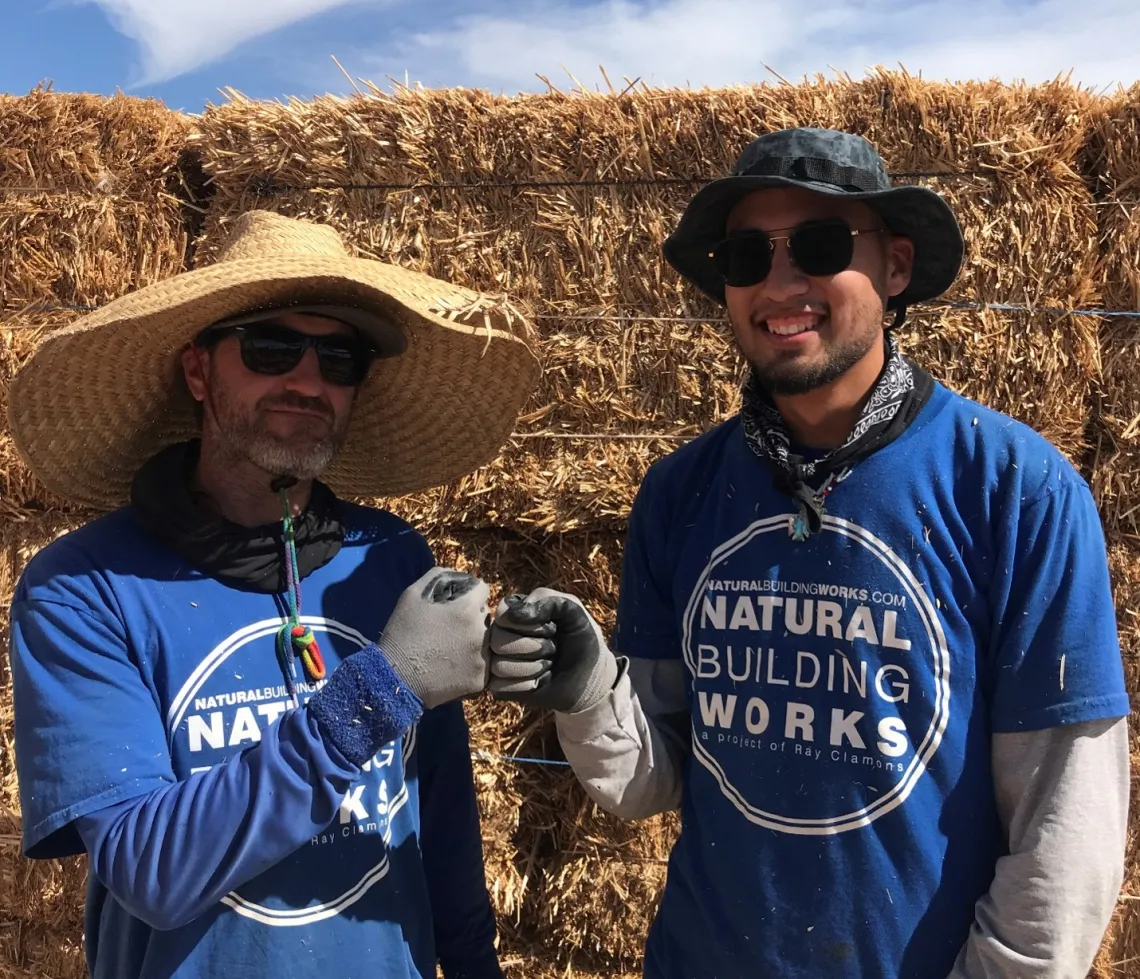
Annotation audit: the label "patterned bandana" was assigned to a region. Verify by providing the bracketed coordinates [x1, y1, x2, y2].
[741, 334, 934, 540]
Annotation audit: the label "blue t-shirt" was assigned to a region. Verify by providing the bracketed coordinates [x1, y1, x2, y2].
[612, 382, 1129, 979]
[8, 502, 497, 979]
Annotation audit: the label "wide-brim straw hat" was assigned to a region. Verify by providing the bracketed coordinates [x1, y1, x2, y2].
[663, 127, 965, 312]
[7, 210, 541, 510]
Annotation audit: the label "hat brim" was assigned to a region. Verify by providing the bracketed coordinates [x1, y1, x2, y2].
[7, 254, 540, 509]
[662, 175, 965, 309]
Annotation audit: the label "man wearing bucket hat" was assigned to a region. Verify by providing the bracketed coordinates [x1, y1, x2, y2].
[487, 129, 1130, 977]
[6, 210, 539, 979]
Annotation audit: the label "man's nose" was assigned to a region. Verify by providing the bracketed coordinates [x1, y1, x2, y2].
[760, 240, 811, 303]
[281, 348, 326, 396]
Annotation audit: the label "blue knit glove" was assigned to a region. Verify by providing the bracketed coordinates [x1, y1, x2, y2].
[310, 567, 491, 765]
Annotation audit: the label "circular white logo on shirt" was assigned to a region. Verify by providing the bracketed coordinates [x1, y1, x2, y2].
[682, 514, 950, 835]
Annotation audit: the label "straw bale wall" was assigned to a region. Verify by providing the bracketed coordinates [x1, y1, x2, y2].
[191, 78, 1105, 535]
[0, 76, 1139, 978]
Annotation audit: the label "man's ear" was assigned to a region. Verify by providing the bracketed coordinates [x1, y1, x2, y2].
[181, 345, 208, 403]
[885, 236, 915, 300]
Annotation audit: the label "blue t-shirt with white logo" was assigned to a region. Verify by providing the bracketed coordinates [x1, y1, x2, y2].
[9, 502, 497, 979]
[612, 382, 1128, 979]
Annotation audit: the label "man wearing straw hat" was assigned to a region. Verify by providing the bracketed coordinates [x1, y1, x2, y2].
[5, 210, 538, 979]
[487, 129, 1130, 978]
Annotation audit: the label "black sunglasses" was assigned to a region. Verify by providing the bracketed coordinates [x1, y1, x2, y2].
[196, 323, 376, 387]
[711, 218, 886, 288]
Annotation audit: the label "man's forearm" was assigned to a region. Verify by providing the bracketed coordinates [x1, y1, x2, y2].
[76, 707, 360, 930]
[948, 717, 1129, 978]
[76, 647, 423, 931]
[555, 658, 689, 820]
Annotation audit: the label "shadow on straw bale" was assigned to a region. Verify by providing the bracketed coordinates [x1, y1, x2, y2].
[1084, 118, 1140, 979]
[1091, 288, 1140, 536]
[428, 526, 678, 972]
[0, 919, 85, 979]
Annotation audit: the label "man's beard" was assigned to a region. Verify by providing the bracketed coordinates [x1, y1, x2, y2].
[746, 295, 886, 397]
[205, 385, 349, 481]
[752, 327, 879, 396]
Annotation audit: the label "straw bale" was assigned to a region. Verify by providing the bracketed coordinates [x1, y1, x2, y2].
[0, 195, 187, 312]
[0, 92, 192, 518]
[0, 89, 191, 198]
[0, 91, 192, 312]
[377, 433, 686, 535]
[1087, 88, 1140, 535]
[190, 75, 1104, 537]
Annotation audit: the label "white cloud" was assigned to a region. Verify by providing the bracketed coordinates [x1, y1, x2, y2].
[82, 0, 376, 84]
[82, 0, 1140, 95]
[365, 0, 1140, 94]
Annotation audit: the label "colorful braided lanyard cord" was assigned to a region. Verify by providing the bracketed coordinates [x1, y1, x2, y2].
[275, 488, 327, 707]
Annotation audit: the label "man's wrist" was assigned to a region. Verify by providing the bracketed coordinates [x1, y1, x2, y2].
[567, 647, 621, 713]
[308, 644, 424, 766]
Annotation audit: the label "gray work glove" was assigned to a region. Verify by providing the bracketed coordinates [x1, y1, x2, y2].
[377, 566, 492, 709]
[488, 587, 619, 713]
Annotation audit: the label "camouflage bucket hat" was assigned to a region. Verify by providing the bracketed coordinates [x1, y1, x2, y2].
[662, 127, 965, 311]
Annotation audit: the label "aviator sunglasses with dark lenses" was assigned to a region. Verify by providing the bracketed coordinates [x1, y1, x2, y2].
[711, 218, 886, 288]
[198, 323, 376, 387]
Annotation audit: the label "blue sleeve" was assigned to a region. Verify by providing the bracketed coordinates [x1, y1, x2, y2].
[612, 468, 680, 660]
[10, 596, 174, 859]
[987, 481, 1130, 732]
[73, 707, 360, 931]
[417, 703, 502, 979]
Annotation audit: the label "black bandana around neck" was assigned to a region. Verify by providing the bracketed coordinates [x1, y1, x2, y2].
[741, 334, 934, 540]
[130, 440, 344, 593]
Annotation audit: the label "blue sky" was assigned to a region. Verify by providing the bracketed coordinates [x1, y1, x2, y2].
[3, 0, 1140, 112]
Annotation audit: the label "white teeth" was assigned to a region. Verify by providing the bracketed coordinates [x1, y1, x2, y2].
[767, 321, 812, 336]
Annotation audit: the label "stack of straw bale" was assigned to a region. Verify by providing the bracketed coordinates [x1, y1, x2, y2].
[192, 75, 1105, 534]
[0, 74, 1138, 978]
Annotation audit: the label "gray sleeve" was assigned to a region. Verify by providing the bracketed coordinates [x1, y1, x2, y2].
[947, 716, 1130, 979]
[554, 656, 690, 820]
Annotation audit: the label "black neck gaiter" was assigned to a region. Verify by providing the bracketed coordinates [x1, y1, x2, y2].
[130, 440, 344, 593]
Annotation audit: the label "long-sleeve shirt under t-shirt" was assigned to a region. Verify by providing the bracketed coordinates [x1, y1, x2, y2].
[555, 382, 1130, 979]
